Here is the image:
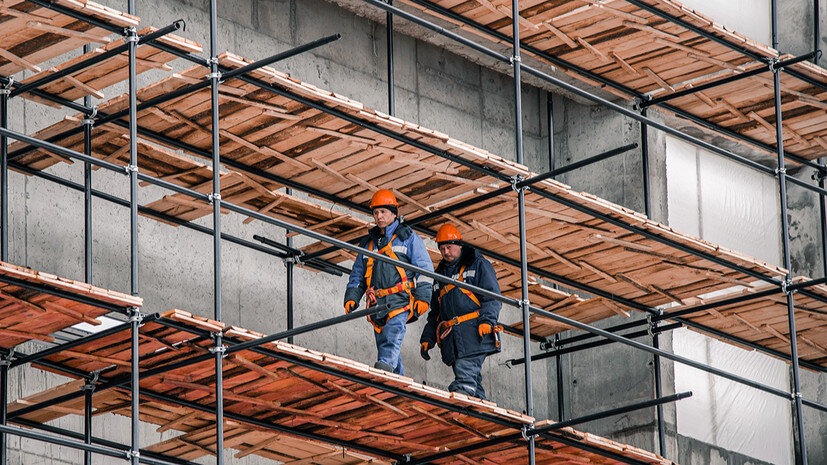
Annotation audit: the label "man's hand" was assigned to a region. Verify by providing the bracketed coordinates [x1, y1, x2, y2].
[344, 300, 357, 314]
[478, 323, 492, 337]
[420, 341, 431, 361]
[412, 300, 429, 316]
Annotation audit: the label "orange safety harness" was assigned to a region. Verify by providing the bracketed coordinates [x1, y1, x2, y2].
[364, 235, 415, 333]
[435, 265, 502, 347]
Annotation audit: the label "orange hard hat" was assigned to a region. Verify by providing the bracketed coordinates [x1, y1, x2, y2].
[436, 224, 462, 244]
[369, 189, 399, 210]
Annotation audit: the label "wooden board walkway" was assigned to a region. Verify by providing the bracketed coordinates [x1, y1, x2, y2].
[9, 308, 674, 465]
[0, 0, 138, 77]
[0, 261, 142, 348]
[396, 0, 827, 161]
[10, 49, 822, 366]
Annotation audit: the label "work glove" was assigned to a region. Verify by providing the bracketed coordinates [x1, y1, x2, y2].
[412, 300, 429, 316]
[478, 323, 492, 337]
[344, 300, 357, 314]
[420, 341, 431, 361]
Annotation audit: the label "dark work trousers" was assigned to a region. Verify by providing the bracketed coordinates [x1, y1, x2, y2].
[449, 352, 487, 400]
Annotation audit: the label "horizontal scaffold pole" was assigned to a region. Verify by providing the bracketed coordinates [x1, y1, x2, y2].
[3, 117, 825, 413]
[407, 391, 692, 464]
[0, 423, 180, 465]
[9, 21, 185, 98]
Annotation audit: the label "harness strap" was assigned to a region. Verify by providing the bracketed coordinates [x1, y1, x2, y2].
[437, 265, 481, 307]
[364, 234, 415, 333]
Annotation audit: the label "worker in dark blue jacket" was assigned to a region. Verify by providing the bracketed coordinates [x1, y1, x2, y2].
[420, 224, 502, 400]
[344, 189, 434, 375]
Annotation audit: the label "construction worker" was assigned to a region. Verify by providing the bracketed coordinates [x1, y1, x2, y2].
[420, 224, 502, 400]
[344, 189, 434, 375]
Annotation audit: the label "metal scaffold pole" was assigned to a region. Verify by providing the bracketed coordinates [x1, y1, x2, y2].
[286, 188, 295, 343]
[126, 0, 140, 456]
[83, 379, 95, 465]
[0, 357, 7, 465]
[511, 0, 534, 462]
[83, 42, 93, 284]
[639, 106, 665, 456]
[546, 92, 565, 422]
[0, 83, 7, 262]
[772, 60, 808, 465]
[209, 0, 225, 461]
[387, 0, 395, 116]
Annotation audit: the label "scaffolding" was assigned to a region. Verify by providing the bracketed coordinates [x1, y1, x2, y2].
[0, 0, 825, 464]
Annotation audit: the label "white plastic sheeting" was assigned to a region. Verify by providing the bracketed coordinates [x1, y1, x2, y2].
[673, 329, 792, 465]
[665, 135, 793, 465]
[677, 0, 771, 45]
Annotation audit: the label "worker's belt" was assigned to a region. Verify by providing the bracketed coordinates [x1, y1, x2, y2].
[368, 280, 415, 302]
[436, 310, 479, 346]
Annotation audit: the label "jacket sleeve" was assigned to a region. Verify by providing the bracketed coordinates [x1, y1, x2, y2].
[408, 234, 435, 303]
[344, 252, 367, 306]
[475, 258, 501, 327]
[420, 282, 440, 345]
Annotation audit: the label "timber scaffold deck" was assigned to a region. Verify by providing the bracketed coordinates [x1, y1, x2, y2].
[397, 0, 827, 161]
[1, 0, 826, 463]
[9, 50, 827, 367]
[1, 269, 673, 465]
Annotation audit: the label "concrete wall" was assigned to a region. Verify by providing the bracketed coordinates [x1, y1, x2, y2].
[2, 0, 824, 464]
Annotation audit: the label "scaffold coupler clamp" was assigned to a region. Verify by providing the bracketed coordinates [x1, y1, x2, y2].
[780, 278, 794, 295]
[83, 371, 100, 391]
[284, 252, 302, 267]
[126, 449, 140, 460]
[768, 57, 781, 73]
[124, 163, 139, 176]
[510, 53, 521, 67]
[632, 96, 648, 111]
[128, 307, 144, 326]
[208, 192, 221, 205]
[0, 349, 13, 367]
[775, 165, 787, 175]
[210, 332, 227, 357]
[0, 77, 12, 95]
[124, 27, 139, 41]
[813, 167, 826, 183]
[792, 391, 802, 401]
[510, 174, 525, 193]
[521, 424, 536, 441]
[81, 106, 98, 127]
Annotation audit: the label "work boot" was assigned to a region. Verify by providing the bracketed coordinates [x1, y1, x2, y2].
[374, 361, 394, 372]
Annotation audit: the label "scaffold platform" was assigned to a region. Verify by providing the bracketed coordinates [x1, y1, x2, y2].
[1, 0, 826, 463]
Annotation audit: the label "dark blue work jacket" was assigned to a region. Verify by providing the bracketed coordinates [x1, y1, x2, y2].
[420, 246, 501, 366]
[344, 220, 434, 322]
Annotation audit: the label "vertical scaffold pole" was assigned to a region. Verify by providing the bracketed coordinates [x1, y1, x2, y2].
[771, 0, 779, 50]
[820, 162, 827, 278]
[126, 14, 140, 463]
[0, 357, 8, 465]
[640, 108, 651, 218]
[640, 107, 664, 455]
[83, 380, 95, 465]
[511, 0, 534, 463]
[1, 83, 8, 262]
[815, 0, 821, 66]
[546, 93, 565, 422]
[83, 42, 93, 284]
[209, 0, 225, 462]
[772, 61, 808, 465]
[386, 0, 395, 116]
[286, 190, 294, 344]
